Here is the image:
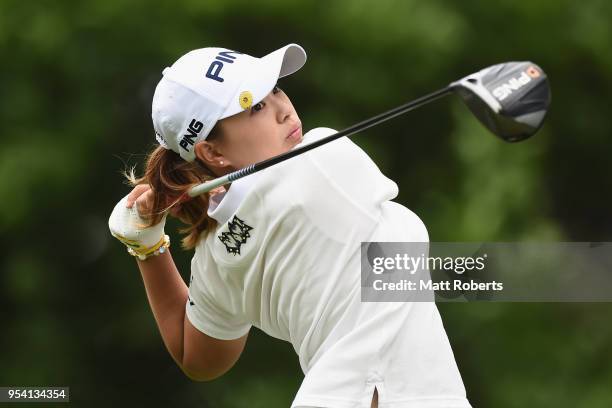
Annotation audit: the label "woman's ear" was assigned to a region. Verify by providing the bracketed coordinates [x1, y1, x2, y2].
[194, 140, 230, 174]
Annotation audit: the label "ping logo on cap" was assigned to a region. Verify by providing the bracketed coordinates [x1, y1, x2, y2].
[180, 119, 204, 151]
[205, 50, 242, 83]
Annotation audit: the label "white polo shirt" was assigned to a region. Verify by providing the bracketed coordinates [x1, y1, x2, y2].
[186, 128, 472, 408]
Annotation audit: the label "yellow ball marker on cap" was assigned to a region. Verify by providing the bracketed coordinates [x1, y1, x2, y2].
[239, 91, 253, 109]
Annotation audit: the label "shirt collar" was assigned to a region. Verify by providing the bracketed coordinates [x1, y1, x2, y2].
[207, 132, 317, 224]
[207, 172, 259, 225]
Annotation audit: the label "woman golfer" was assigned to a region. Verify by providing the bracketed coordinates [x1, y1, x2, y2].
[109, 43, 472, 408]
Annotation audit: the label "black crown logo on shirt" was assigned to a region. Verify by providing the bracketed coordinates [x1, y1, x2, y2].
[218, 215, 253, 255]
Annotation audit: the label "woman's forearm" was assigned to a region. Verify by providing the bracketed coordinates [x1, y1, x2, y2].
[135, 249, 188, 366]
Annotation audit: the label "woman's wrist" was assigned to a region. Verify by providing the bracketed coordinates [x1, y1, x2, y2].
[128, 234, 171, 260]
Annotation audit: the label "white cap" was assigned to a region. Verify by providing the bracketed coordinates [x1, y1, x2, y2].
[151, 43, 307, 162]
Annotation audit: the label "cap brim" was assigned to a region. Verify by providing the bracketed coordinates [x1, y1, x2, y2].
[219, 43, 307, 120]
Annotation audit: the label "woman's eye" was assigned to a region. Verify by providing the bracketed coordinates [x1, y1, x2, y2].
[272, 85, 282, 94]
[251, 102, 264, 112]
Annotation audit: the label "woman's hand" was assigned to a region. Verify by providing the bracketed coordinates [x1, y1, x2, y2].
[126, 184, 154, 220]
[109, 185, 170, 259]
[126, 184, 184, 221]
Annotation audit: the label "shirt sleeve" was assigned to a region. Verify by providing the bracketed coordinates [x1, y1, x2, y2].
[185, 246, 252, 340]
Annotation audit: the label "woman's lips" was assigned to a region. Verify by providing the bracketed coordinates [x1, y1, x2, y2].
[287, 126, 302, 142]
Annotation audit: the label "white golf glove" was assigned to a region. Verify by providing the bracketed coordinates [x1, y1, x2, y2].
[108, 194, 169, 260]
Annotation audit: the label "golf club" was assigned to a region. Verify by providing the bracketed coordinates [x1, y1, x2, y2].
[188, 61, 551, 197]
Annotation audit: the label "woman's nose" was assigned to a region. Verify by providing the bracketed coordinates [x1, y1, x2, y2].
[275, 101, 292, 123]
[266, 92, 292, 123]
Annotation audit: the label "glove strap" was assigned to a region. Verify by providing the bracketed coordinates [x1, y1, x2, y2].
[115, 234, 171, 261]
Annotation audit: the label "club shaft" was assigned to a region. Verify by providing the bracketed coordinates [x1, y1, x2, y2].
[189, 86, 452, 197]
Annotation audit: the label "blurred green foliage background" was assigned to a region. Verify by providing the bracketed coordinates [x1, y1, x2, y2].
[1, 0, 611, 407]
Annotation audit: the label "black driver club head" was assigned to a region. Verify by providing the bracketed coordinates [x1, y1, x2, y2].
[450, 62, 551, 142]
